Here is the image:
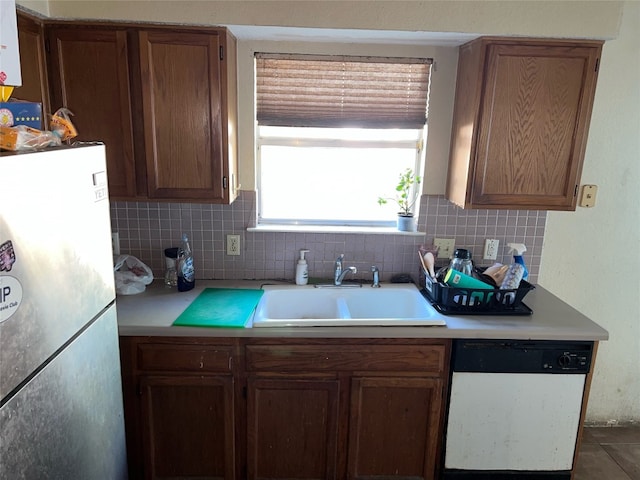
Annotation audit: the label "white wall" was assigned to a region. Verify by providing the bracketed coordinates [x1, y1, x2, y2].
[539, 1, 640, 424]
[26, 1, 623, 39]
[20, 0, 638, 423]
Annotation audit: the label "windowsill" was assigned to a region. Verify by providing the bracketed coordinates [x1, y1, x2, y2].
[248, 225, 425, 236]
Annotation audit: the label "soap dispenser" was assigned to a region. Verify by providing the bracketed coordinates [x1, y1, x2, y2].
[295, 249, 310, 285]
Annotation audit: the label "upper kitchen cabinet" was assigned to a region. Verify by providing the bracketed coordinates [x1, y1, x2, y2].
[15, 12, 50, 121]
[446, 37, 602, 210]
[138, 29, 238, 203]
[47, 26, 137, 198]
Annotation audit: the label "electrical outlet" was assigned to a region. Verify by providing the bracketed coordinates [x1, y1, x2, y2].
[111, 232, 120, 255]
[483, 239, 500, 260]
[226, 234, 240, 256]
[579, 184, 598, 207]
[434, 238, 455, 260]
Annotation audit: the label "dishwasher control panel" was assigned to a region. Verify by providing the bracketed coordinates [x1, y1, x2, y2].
[544, 349, 591, 371]
[452, 340, 593, 374]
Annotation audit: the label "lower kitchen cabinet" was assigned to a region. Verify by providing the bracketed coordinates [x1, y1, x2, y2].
[119, 337, 238, 479]
[246, 377, 341, 479]
[139, 375, 235, 480]
[119, 337, 450, 480]
[348, 376, 444, 479]
[244, 341, 448, 479]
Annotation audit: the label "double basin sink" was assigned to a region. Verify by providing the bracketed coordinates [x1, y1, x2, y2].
[251, 283, 446, 327]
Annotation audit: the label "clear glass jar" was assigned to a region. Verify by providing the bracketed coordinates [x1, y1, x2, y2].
[449, 248, 473, 276]
[164, 247, 179, 287]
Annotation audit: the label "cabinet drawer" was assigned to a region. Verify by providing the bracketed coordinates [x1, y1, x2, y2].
[246, 345, 446, 373]
[137, 344, 233, 372]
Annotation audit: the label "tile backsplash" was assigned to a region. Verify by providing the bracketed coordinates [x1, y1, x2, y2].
[110, 191, 545, 284]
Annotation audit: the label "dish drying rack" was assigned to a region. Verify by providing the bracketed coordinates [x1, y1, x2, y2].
[418, 248, 535, 316]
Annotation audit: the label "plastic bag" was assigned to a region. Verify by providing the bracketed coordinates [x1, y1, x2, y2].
[50, 107, 78, 141]
[114, 255, 154, 295]
[0, 124, 61, 151]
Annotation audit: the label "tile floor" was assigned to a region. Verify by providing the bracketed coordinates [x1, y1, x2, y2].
[575, 426, 640, 480]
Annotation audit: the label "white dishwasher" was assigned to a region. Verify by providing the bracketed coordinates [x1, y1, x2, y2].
[443, 339, 593, 479]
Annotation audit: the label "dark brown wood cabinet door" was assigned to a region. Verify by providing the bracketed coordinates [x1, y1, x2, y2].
[47, 27, 136, 198]
[138, 31, 227, 202]
[470, 43, 600, 210]
[246, 377, 340, 480]
[14, 13, 50, 121]
[446, 38, 601, 211]
[347, 376, 443, 480]
[140, 375, 235, 480]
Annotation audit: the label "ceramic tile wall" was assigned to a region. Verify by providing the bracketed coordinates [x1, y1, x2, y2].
[110, 191, 545, 284]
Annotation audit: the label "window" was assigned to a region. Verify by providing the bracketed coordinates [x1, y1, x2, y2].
[256, 53, 432, 228]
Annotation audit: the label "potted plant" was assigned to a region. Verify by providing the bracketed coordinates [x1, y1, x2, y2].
[378, 168, 422, 232]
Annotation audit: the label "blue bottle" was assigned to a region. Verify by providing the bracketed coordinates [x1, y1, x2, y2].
[507, 243, 529, 280]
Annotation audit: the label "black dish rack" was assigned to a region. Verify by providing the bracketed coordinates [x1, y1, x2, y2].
[420, 267, 535, 316]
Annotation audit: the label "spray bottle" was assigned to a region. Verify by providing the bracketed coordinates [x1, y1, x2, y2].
[507, 243, 528, 280]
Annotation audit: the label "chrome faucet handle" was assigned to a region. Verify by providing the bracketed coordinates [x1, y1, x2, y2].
[371, 265, 380, 288]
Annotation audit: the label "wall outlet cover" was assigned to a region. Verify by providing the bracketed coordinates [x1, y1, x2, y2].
[227, 234, 241, 255]
[483, 239, 500, 260]
[579, 185, 598, 208]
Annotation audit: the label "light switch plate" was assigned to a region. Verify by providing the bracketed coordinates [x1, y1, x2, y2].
[434, 238, 455, 260]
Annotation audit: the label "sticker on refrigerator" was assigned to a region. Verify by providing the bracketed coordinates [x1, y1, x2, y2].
[0, 275, 22, 322]
[0, 240, 16, 271]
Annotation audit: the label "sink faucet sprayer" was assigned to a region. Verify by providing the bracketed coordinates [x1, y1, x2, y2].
[334, 254, 357, 286]
[371, 266, 380, 288]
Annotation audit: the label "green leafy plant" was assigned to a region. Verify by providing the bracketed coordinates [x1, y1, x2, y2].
[378, 168, 422, 216]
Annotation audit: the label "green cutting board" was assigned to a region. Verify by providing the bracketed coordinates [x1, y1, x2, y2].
[173, 288, 264, 328]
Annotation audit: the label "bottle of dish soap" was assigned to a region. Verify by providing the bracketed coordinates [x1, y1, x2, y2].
[507, 243, 528, 280]
[295, 249, 310, 285]
[177, 233, 195, 292]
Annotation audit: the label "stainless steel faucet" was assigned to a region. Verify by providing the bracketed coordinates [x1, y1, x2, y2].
[371, 265, 380, 288]
[334, 254, 357, 285]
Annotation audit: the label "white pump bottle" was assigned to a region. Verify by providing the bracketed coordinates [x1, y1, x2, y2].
[295, 249, 310, 285]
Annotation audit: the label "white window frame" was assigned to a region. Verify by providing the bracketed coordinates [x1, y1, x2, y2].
[256, 126, 426, 228]
[253, 53, 431, 232]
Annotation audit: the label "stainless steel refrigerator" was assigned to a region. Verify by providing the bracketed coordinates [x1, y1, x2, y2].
[0, 144, 127, 479]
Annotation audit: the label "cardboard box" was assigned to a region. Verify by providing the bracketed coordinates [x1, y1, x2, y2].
[0, 125, 21, 150]
[0, 101, 43, 129]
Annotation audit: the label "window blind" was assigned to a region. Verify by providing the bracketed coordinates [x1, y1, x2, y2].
[255, 53, 432, 129]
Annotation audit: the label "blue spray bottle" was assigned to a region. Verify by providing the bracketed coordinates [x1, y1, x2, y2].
[507, 243, 528, 280]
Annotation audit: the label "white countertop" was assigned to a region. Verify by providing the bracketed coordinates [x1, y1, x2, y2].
[116, 280, 609, 341]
